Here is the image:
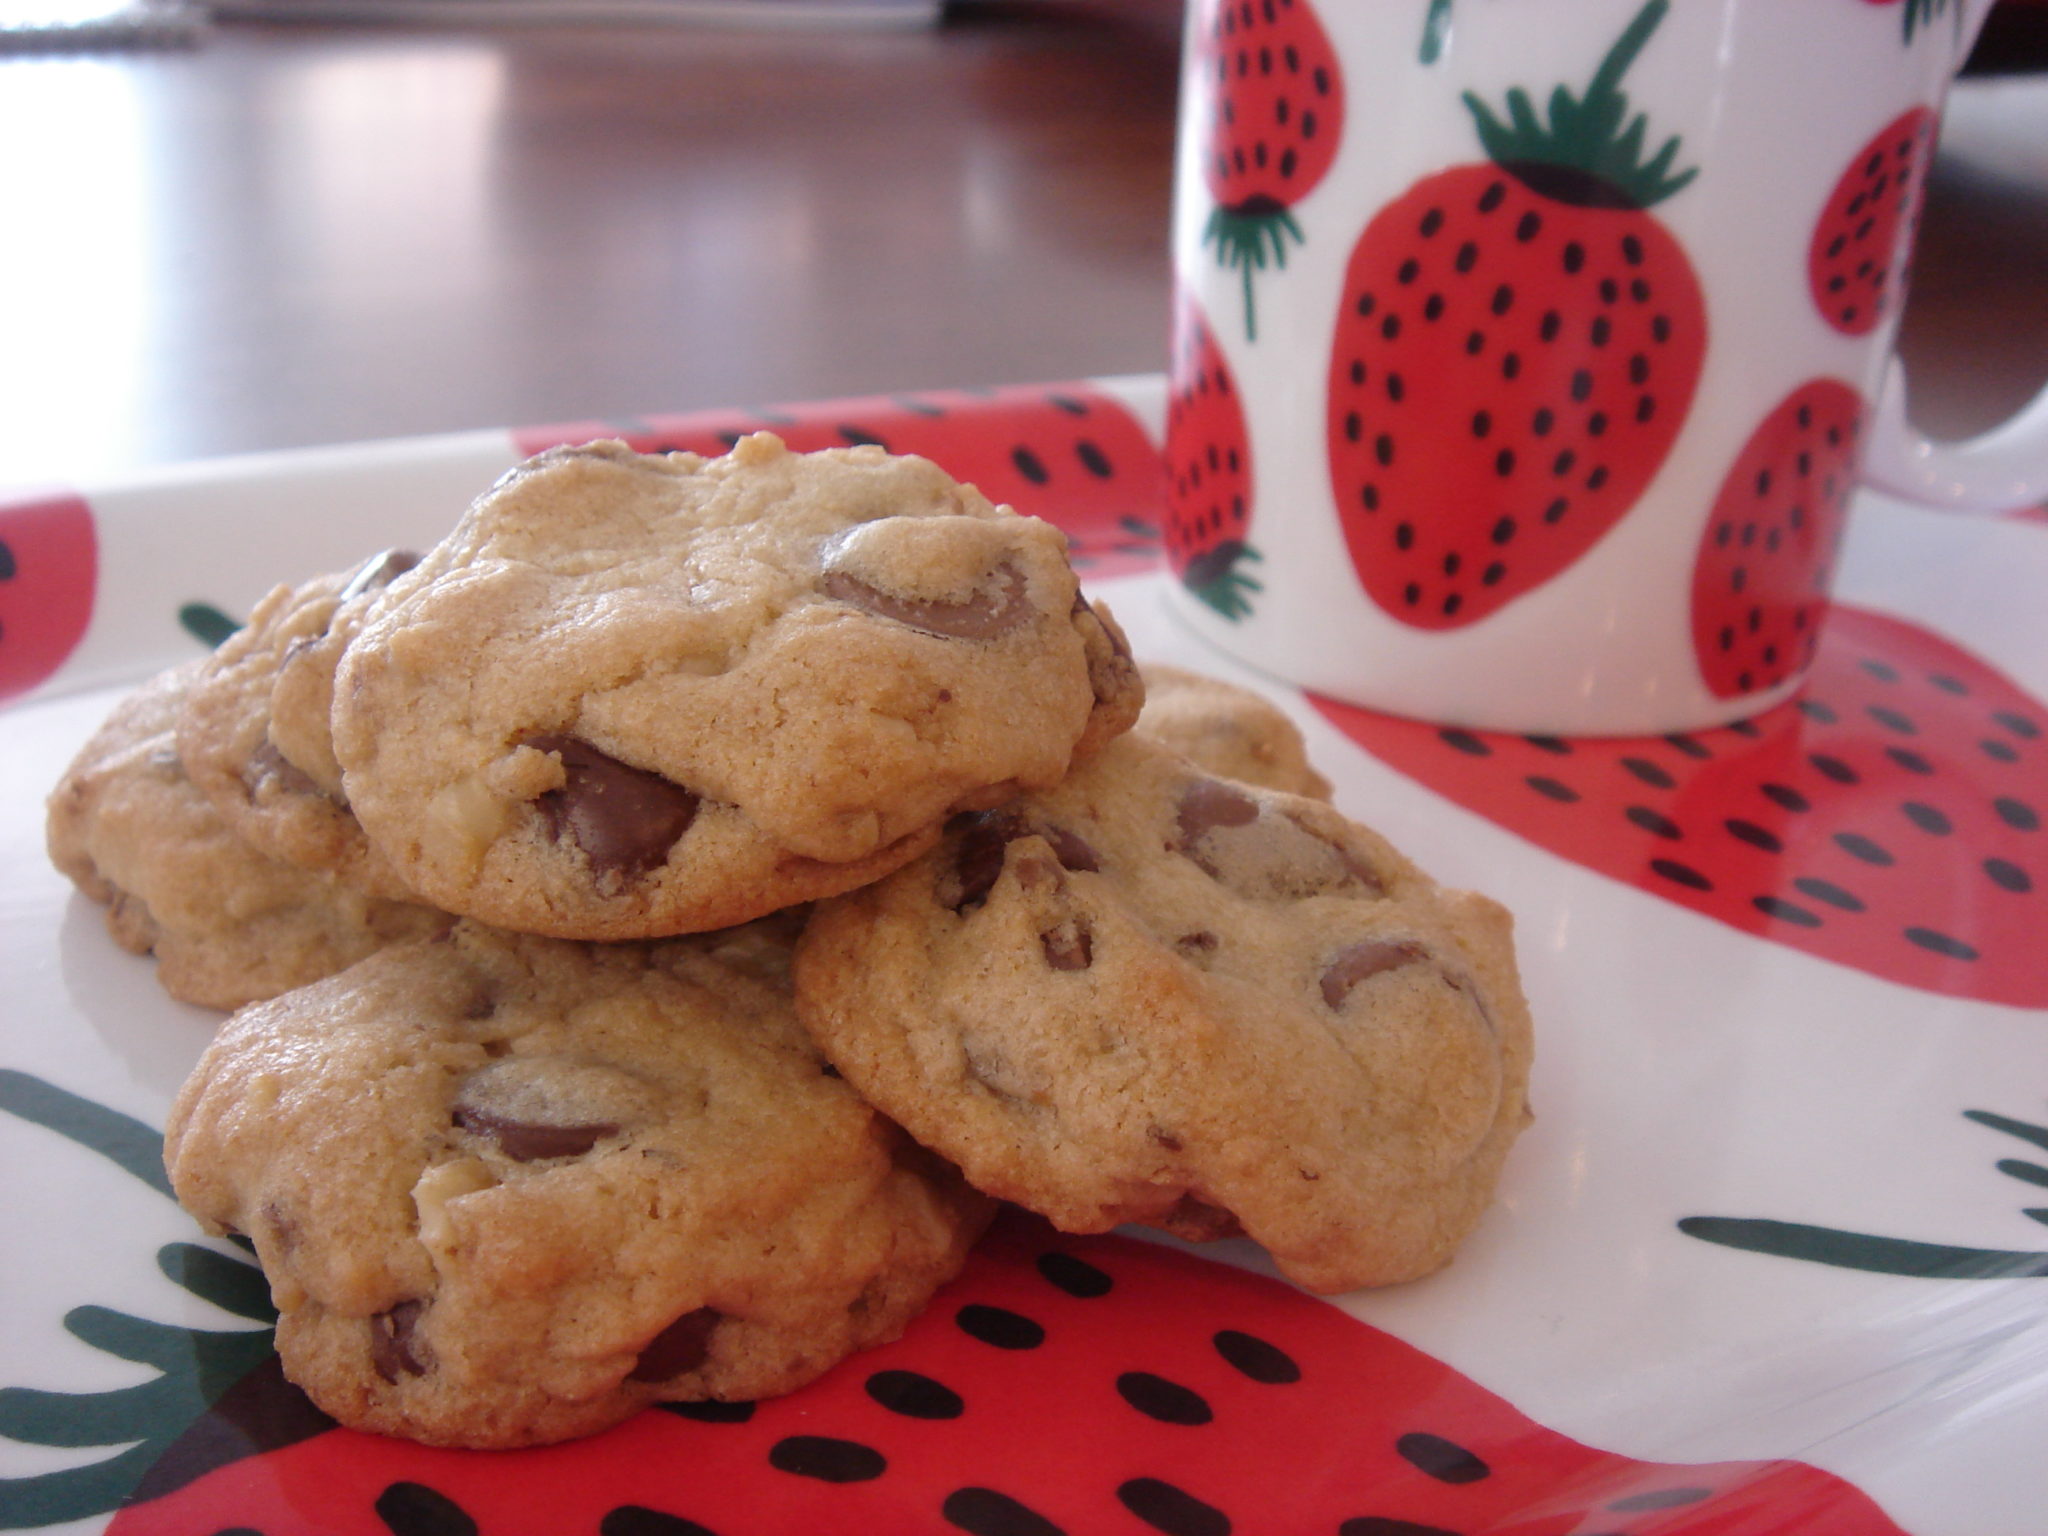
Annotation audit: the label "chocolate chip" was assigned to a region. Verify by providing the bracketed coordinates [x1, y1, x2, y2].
[628, 1306, 721, 1382]
[452, 1103, 617, 1162]
[370, 1299, 428, 1382]
[1321, 939, 1427, 1008]
[1040, 918, 1093, 971]
[821, 561, 1031, 640]
[339, 547, 422, 604]
[525, 735, 699, 882]
[1174, 930, 1219, 956]
[1175, 778, 1261, 850]
[941, 812, 1097, 910]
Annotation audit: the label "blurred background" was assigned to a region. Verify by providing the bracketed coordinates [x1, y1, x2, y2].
[0, 0, 2040, 488]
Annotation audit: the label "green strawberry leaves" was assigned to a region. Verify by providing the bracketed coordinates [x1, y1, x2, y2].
[1462, 0, 1697, 210]
[0, 1070, 319, 1529]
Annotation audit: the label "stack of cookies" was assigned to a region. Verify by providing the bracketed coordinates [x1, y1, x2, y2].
[46, 434, 1534, 1450]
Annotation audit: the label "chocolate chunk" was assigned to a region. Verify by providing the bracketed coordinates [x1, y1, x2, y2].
[453, 1102, 617, 1162]
[1174, 930, 1219, 955]
[822, 561, 1031, 640]
[339, 547, 422, 604]
[940, 811, 1100, 911]
[629, 1306, 721, 1382]
[1320, 939, 1427, 1008]
[245, 740, 326, 801]
[1042, 824, 1101, 873]
[1040, 918, 1093, 971]
[370, 1299, 428, 1382]
[1175, 778, 1261, 849]
[525, 734, 699, 881]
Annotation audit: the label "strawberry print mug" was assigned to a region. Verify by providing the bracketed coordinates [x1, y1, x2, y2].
[1163, 0, 2048, 735]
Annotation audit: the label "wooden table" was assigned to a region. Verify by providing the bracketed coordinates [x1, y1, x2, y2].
[0, 0, 2041, 487]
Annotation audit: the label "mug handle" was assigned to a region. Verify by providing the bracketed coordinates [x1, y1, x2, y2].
[1861, 356, 2048, 513]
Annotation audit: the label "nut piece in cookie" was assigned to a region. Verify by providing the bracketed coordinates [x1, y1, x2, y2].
[331, 435, 1143, 939]
[163, 920, 995, 1449]
[1136, 662, 1333, 799]
[793, 733, 1534, 1295]
[45, 662, 451, 1010]
[177, 550, 421, 900]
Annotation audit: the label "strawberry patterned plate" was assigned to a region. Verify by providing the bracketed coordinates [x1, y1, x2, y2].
[3, 376, 2046, 1536]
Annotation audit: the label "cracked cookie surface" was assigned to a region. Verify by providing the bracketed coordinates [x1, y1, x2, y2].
[793, 733, 1533, 1294]
[164, 918, 994, 1448]
[331, 434, 1141, 938]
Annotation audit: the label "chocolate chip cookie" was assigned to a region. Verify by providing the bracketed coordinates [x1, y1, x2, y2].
[164, 919, 995, 1448]
[330, 434, 1142, 939]
[793, 733, 1534, 1294]
[1136, 663, 1333, 799]
[46, 663, 450, 1010]
[178, 550, 420, 900]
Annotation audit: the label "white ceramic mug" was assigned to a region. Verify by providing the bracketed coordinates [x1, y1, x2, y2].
[1162, 0, 2048, 735]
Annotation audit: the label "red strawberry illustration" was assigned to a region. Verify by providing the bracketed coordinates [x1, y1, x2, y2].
[1164, 295, 1261, 619]
[1314, 605, 2048, 1007]
[8, 1072, 1910, 1535]
[1326, 0, 1706, 630]
[110, 1209, 1909, 1536]
[1193, 0, 1345, 340]
[514, 382, 1164, 580]
[1808, 106, 1936, 336]
[1691, 378, 1867, 699]
[0, 491, 96, 703]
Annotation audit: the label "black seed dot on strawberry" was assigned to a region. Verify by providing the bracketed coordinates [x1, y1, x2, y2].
[1996, 796, 2040, 831]
[1419, 206, 1444, 237]
[1666, 734, 1712, 760]
[956, 1303, 1045, 1349]
[1075, 440, 1113, 478]
[1491, 515, 1517, 544]
[1380, 314, 1402, 340]
[1993, 710, 2040, 738]
[1477, 179, 1505, 212]
[1809, 753, 1858, 784]
[1527, 775, 1578, 802]
[1906, 927, 1979, 961]
[1036, 1249, 1113, 1297]
[1754, 894, 1822, 928]
[1609, 1486, 1716, 1513]
[375, 1481, 477, 1536]
[1725, 818, 1782, 852]
[1902, 801, 1953, 836]
[1544, 498, 1568, 525]
[600, 1506, 720, 1536]
[1375, 434, 1394, 467]
[1626, 806, 1681, 839]
[1343, 411, 1362, 443]
[1490, 284, 1514, 316]
[659, 1398, 755, 1423]
[1211, 1327, 1301, 1384]
[1442, 593, 1464, 618]
[1985, 858, 2032, 893]
[1397, 1431, 1490, 1484]
[1980, 737, 2018, 761]
[1386, 373, 1406, 402]
[1423, 293, 1445, 321]
[866, 1368, 965, 1420]
[1795, 876, 1865, 911]
[1439, 728, 1489, 756]
[1356, 291, 1377, 317]
[1117, 1371, 1215, 1426]
[1470, 410, 1492, 438]
[836, 424, 888, 449]
[1361, 484, 1380, 511]
[1620, 756, 1674, 789]
[1481, 561, 1505, 586]
[1403, 582, 1421, 605]
[1464, 330, 1485, 356]
[1515, 210, 1542, 241]
[1337, 1520, 1461, 1536]
[1587, 413, 1608, 438]
[1454, 241, 1479, 273]
[1867, 704, 1917, 734]
[1652, 857, 1713, 891]
[1397, 258, 1420, 284]
[1118, 1477, 1229, 1536]
[1395, 522, 1415, 550]
[769, 1435, 885, 1483]
[1652, 314, 1672, 342]
[1835, 832, 1895, 866]
[1279, 147, 1298, 179]
[942, 1486, 1066, 1536]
